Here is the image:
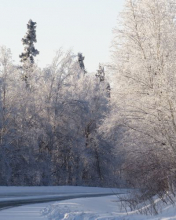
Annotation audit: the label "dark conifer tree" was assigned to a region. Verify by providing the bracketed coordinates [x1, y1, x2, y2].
[78, 53, 86, 74]
[19, 19, 39, 87]
[96, 64, 105, 82]
[19, 19, 39, 64]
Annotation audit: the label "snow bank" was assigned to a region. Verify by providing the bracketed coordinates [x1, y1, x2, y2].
[41, 195, 176, 220]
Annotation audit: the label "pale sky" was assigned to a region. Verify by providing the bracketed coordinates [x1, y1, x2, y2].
[0, 0, 124, 72]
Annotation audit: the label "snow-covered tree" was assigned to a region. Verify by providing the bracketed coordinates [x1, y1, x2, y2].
[100, 0, 176, 200]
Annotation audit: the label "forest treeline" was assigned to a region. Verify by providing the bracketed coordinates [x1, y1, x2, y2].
[0, 46, 119, 186]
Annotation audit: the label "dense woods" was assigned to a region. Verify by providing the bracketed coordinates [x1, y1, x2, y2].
[0, 45, 118, 186]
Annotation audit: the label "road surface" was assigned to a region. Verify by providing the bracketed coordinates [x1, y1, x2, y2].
[0, 192, 115, 210]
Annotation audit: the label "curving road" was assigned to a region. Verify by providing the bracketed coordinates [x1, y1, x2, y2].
[0, 187, 123, 219]
[0, 193, 115, 211]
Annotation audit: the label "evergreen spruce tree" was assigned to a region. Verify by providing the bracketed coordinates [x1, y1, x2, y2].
[96, 64, 111, 97]
[78, 53, 86, 74]
[96, 64, 105, 82]
[20, 19, 39, 64]
[19, 19, 39, 87]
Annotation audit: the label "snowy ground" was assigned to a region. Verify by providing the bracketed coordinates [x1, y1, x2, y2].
[41, 195, 176, 220]
[0, 187, 176, 219]
[0, 202, 50, 220]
